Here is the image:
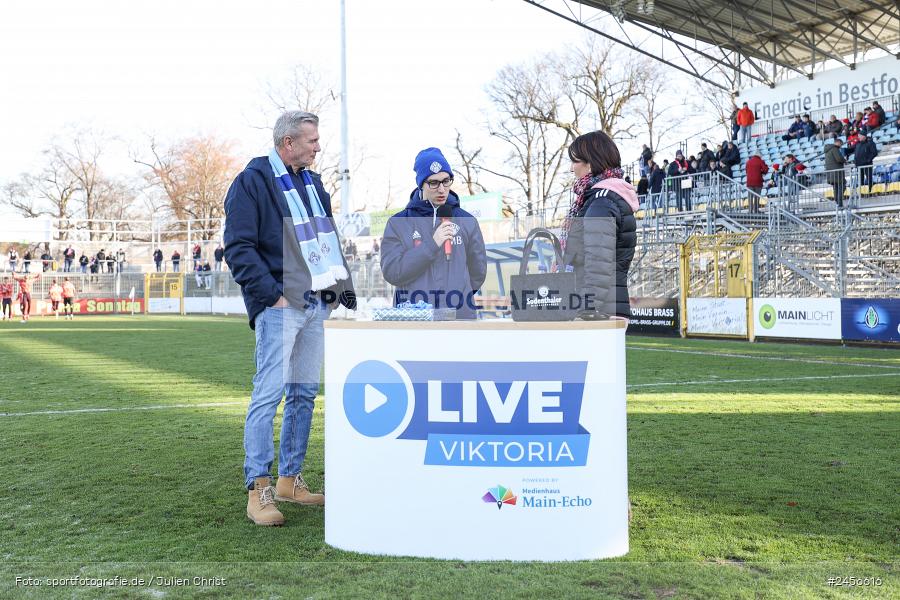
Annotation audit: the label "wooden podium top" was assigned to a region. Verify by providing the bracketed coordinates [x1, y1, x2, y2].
[324, 318, 626, 331]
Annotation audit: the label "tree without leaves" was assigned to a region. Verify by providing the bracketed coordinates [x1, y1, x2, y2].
[263, 64, 368, 211]
[633, 60, 689, 156]
[481, 58, 572, 216]
[135, 135, 243, 241]
[569, 37, 648, 141]
[452, 130, 488, 196]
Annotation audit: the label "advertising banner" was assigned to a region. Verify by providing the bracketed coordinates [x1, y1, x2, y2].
[459, 192, 503, 220]
[324, 322, 628, 561]
[841, 298, 900, 343]
[686, 298, 747, 336]
[740, 55, 898, 121]
[753, 297, 841, 340]
[14, 297, 144, 316]
[628, 297, 679, 336]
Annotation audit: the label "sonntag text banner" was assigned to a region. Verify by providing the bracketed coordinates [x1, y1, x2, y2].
[841, 298, 900, 343]
[686, 298, 747, 336]
[754, 298, 841, 340]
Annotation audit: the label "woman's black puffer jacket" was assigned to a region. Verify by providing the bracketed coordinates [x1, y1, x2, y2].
[562, 186, 637, 318]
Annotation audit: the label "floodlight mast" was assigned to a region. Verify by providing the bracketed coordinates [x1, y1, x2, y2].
[340, 0, 352, 214]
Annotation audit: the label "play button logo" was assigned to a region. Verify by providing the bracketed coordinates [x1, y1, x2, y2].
[364, 384, 388, 413]
[343, 361, 410, 438]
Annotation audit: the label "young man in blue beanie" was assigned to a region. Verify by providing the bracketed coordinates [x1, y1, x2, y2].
[380, 147, 487, 319]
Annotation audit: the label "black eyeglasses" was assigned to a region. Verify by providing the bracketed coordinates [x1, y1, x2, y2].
[424, 177, 453, 190]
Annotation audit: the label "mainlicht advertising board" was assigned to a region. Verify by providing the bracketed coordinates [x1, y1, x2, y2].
[753, 298, 841, 340]
[841, 298, 900, 343]
[686, 298, 747, 337]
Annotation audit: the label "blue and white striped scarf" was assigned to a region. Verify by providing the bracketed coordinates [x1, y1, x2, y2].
[268, 148, 348, 291]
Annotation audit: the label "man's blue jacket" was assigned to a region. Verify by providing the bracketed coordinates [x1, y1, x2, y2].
[224, 157, 355, 329]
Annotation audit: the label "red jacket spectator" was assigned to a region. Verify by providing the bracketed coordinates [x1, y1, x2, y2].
[736, 106, 755, 127]
[745, 155, 769, 188]
[865, 110, 881, 129]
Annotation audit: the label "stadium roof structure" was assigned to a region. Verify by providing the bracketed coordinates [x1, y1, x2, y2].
[522, 0, 900, 90]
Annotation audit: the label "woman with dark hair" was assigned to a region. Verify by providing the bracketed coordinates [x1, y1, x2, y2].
[561, 131, 638, 319]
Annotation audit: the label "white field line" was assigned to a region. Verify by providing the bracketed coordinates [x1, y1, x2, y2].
[1, 372, 897, 417]
[629, 346, 900, 370]
[627, 372, 900, 389]
[0, 401, 246, 418]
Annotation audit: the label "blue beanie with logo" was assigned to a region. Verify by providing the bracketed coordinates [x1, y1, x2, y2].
[413, 147, 452, 188]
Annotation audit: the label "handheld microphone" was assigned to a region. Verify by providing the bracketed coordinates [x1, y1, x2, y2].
[437, 204, 453, 261]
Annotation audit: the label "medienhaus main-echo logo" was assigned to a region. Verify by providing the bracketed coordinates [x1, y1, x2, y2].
[342, 360, 590, 467]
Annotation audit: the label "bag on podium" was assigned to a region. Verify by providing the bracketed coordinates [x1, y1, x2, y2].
[509, 228, 578, 322]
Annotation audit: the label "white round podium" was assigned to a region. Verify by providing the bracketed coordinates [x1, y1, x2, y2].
[323, 319, 629, 561]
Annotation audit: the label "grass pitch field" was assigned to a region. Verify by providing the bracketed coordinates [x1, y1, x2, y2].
[0, 316, 897, 599]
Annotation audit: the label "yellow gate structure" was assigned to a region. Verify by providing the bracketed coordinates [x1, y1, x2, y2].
[144, 273, 185, 315]
[678, 232, 760, 340]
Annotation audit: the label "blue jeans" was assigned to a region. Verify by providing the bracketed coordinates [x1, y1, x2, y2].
[243, 302, 330, 489]
[739, 126, 752, 145]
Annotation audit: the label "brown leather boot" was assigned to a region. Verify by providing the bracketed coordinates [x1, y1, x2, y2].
[246, 477, 285, 526]
[275, 473, 324, 506]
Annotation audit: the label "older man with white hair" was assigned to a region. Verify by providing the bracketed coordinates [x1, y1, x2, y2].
[224, 110, 357, 526]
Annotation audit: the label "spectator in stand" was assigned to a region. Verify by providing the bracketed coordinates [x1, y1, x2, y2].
[0, 277, 12, 321]
[372, 238, 380, 256]
[96, 249, 106, 273]
[116, 248, 126, 273]
[824, 139, 847, 208]
[202, 260, 212, 288]
[667, 150, 691, 211]
[648, 160, 665, 210]
[781, 154, 805, 205]
[782, 115, 805, 141]
[698, 143, 715, 170]
[636, 174, 649, 197]
[661, 159, 669, 173]
[843, 127, 860, 158]
[214, 244, 225, 271]
[729, 105, 740, 141]
[722, 141, 741, 169]
[872, 101, 886, 125]
[822, 115, 843, 140]
[801, 114, 816, 138]
[639, 144, 653, 177]
[89, 257, 98, 281]
[7, 247, 18, 273]
[863, 107, 881, 133]
[715, 160, 731, 179]
[851, 111, 865, 132]
[23, 250, 32, 273]
[813, 119, 826, 141]
[745, 153, 769, 213]
[106, 253, 115, 275]
[194, 260, 205, 289]
[48, 281, 63, 319]
[79, 252, 89, 273]
[853, 131, 878, 189]
[153, 248, 163, 272]
[840, 117, 852, 137]
[40, 250, 52, 272]
[62, 278, 76, 320]
[171, 250, 181, 272]
[714, 143, 724, 163]
[736, 102, 754, 145]
[63, 245, 75, 272]
[192, 243, 202, 269]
